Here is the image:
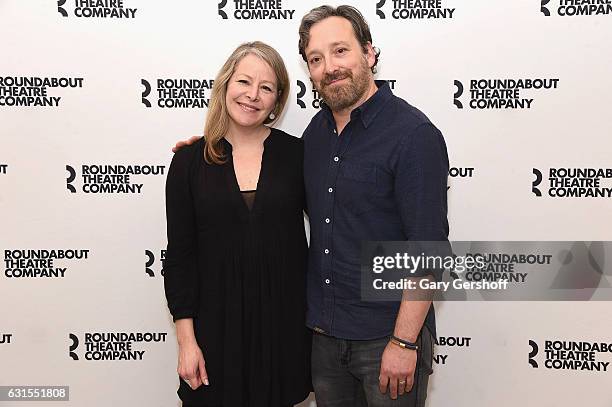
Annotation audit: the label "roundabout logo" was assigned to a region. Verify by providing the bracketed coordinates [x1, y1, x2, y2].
[145, 249, 166, 277]
[434, 335, 472, 366]
[0, 76, 84, 108]
[141, 78, 214, 109]
[541, 0, 612, 17]
[66, 164, 165, 194]
[529, 339, 612, 372]
[57, 0, 138, 19]
[532, 167, 612, 198]
[447, 166, 474, 191]
[218, 0, 295, 20]
[454, 78, 559, 109]
[69, 331, 167, 361]
[4, 249, 90, 278]
[376, 0, 456, 19]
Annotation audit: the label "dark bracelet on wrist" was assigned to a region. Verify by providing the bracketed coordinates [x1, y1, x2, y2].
[389, 335, 418, 351]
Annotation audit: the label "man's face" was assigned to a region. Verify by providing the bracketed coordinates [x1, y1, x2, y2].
[304, 16, 374, 112]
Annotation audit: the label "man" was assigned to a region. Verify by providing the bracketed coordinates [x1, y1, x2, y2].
[298, 6, 448, 407]
[174, 5, 449, 406]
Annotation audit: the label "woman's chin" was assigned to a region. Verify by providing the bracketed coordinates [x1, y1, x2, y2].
[229, 117, 265, 130]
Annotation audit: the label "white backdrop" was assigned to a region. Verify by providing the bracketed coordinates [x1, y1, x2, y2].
[1, 0, 612, 406]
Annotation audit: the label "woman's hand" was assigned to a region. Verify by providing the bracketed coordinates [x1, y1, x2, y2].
[178, 340, 209, 389]
[175, 318, 208, 389]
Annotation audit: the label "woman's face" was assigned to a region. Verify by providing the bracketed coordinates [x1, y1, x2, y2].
[225, 54, 278, 131]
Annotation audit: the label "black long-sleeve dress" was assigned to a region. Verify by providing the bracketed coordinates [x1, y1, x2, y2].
[163, 128, 312, 407]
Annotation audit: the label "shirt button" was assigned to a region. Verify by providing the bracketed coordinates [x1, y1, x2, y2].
[328, 187, 333, 193]
[325, 218, 330, 223]
[324, 249, 330, 254]
[325, 279, 331, 284]
[333, 156, 339, 162]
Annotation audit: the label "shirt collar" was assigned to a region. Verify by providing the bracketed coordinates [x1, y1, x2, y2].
[321, 80, 393, 129]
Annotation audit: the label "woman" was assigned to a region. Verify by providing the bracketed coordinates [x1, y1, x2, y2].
[163, 42, 311, 407]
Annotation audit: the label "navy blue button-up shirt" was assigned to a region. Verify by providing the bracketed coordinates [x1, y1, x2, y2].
[303, 81, 449, 340]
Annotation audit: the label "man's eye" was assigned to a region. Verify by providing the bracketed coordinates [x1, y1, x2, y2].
[336, 48, 346, 54]
[310, 57, 321, 64]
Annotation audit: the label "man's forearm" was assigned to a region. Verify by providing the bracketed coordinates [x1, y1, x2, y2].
[392, 278, 434, 343]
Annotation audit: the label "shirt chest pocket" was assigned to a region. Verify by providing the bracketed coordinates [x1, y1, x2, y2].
[337, 162, 378, 216]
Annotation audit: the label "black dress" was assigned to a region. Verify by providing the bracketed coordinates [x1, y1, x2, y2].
[163, 128, 312, 407]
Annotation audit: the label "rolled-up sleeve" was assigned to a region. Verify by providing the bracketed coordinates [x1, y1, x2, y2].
[163, 149, 199, 321]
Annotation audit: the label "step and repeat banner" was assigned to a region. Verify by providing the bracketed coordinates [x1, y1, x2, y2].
[1, 0, 612, 406]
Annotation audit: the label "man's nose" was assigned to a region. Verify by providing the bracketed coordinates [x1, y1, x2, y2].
[324, 57, 340, 75]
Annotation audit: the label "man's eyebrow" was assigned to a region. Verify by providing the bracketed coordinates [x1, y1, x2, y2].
[306, 41, 351, 58]
[330, 41, 350, 48]
[305, 48, 319, 58]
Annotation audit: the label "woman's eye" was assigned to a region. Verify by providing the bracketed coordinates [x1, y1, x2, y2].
[336, 48, 346, 54]
[262, 86, 272, 92]
[238, 79, 248, 84]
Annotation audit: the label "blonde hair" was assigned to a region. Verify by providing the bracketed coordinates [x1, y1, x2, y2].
[204, 41, 290, 164]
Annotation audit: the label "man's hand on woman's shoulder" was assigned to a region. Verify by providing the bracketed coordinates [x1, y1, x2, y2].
[172, 136, 202, 153]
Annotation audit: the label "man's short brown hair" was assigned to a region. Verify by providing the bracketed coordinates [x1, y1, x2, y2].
[298, 5, 381, 73]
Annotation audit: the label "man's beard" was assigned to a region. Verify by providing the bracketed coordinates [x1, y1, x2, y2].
[317, 58, 370, 112]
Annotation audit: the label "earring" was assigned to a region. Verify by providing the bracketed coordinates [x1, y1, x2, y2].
[268, 112, 276, 120]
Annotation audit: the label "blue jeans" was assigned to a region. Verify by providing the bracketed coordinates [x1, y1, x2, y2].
[311, 327, 434, 407]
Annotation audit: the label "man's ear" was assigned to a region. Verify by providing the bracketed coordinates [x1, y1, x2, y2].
[364, 42, 376, 69]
